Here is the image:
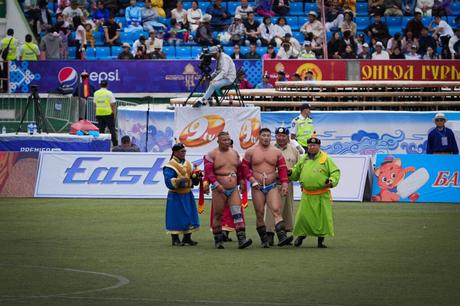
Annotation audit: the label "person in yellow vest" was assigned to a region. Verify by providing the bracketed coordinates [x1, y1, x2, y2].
[93, 80, 118, 146]
[1, 29, 19, 93]
[290, 103, 314, 152]
[19, 34, 40, 61]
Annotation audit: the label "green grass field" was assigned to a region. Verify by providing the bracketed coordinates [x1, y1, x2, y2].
[0, 199, 459, 306]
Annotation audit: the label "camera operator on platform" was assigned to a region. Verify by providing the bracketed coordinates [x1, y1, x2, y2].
[193, 46, 236, 108]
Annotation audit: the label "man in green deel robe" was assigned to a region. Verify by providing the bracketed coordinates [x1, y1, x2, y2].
[289, 136, 340, 248]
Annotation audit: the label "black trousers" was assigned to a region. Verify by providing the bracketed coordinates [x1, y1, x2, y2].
[96, 114, 118, 146]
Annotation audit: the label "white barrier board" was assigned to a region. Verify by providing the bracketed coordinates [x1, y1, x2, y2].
[35, 152, 370, 201]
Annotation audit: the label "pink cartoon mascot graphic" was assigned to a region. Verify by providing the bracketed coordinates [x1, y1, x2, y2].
[372, 156, 429, 202]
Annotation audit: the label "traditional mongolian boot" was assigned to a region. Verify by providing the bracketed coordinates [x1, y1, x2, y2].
[214, 232, 225, 249]
[236, 229, 252, 249]
[181, 233, 198, 246]
[266, 232, 275, 246]
[171, 234, 181, 246]
[318, 237, 327, 248]
[275, 221, 294, 246]
[222, 230, 233, 242]
[256, 225, 270, 248]
[294, 236, 306, 247]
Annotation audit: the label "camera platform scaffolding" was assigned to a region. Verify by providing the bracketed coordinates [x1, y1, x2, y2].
[16, 85, 49, 134]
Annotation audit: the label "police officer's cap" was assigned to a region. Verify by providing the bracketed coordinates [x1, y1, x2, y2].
[307, 137, 321, 145]
[100, 80, 108, 86]
[300, 103, 311, 110]
[275, 127, 289, 135]
[172, 143, 185, 151]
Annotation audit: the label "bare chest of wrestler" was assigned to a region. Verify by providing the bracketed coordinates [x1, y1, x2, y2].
[214, 149, 239, 187]
[251, 146, 279, 184]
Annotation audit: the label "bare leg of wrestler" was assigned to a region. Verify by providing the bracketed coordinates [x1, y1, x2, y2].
[266, 188, 293, 246]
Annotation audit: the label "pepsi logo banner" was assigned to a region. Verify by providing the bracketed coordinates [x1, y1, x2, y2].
[372, 154, 460, 203]
[175, 107, 261, 154]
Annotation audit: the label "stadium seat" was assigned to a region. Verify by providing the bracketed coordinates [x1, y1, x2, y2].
[85, 47, 97, 60]
[68, 46, 76, 58]
[258, 47, 267, 55]
[159, 17, 170, 26]
[326, 31, 333, 42]
[120, 32, 133, 44]
[298, 16, 308, 27]
[175, 46, 191, 59]
[389, 27, 401, 37]
[199, 1, 209, 12]
[356, 2, 368, 16]
[422, 16, 433, 27]
[292, 31, 304, 44]
[136, 1, 144, 7]
[93, 31, 104, 46]
[451, 2, 460, 16]
[356, 17, 370, 31]
[111, 46, 122, 58]
[401, 16, 412, 29]
[285, 16, 299, 30]
[386, 16, 401, 27]
[227, 2, 239, 15]
[223, 46, 233, 55]
[163, 46, 176, 59]
[447, 16, 458, 27]
[240, 46, 249, 54]
[305, 3, 318, 14]
[289, 2, 304, 16]
[96, 47, 111, 60]
[183, 2, 192, 10]
[115, 17, 127, 28]
[191, 46, 202, 59]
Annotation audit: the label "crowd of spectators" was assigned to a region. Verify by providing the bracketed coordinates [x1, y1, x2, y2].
[6, 0, 460, 60]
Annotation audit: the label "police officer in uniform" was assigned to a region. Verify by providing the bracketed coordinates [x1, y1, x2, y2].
[19, 34, 40, 61]
[93, 80, 118, 146]
[291, 103, 314, 152]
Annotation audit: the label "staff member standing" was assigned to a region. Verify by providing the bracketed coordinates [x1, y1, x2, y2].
[426, 113, 459, 154]
[1, 29, 19, 93]
[291, 103, 314, 151]
[94, 80, 118, 146]
[19, 34, 40, 61]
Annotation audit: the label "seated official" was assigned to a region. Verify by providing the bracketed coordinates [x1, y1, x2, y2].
[112, 135, 141, 152]
[193, 46, 236, 108]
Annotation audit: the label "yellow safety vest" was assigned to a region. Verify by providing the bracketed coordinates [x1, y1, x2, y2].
[1, 37, 18, 61]
[21, 43, 38, 60]
[295, 116, 314, 147]
[94, 88, 113, 116]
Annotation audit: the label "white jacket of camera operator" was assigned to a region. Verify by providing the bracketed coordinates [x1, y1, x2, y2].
[212, 52, 237, 83]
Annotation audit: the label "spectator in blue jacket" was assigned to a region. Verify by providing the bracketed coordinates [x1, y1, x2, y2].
[206, 0, 232, 32]
[125, 0, 143, 32]
[426, 113, 459, 155]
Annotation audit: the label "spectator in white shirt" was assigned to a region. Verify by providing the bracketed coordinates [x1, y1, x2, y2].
[372, 41, 390, 59]
[171, 1, 187, 26]
[277, 41, 299, 59]
[415, 0, 434, 16]
[405, 44, 421, 59]
[235, 0, 254, 20]
[187, 0, 202, 32]
[273, 17, 292, 47]
[429, 15, 454, 55]
[258, 16, 276, 46]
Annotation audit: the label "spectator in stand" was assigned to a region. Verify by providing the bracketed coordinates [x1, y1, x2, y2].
[151, 0, 166, 17]
[432, 0, 450, 17]
[238, 72, 252, 89]
[142, 1, 166, 33]
[167, 19, 186, 46]
[28, 0, 52, 36]
[402, 0, 416, 15]
[118, 42, 134, 59]
[402, 30, 419, 53]
[256, 74, 273, 89]
[244, 11, 261, 46]
[405, 11, 424, 38]
[40, 27, 63, 59]
[112, 136, 141, 152]
[93, 1, 110, 31]
[415, 0, 433, 16]
[304, 70, 315, 81]
[236, 0, 253, 20]
[56, 20, 70, 59]
[328, 32, 345, 58]
[291, 73, 301, 81]
[132, 35, 147, 55]
[283, 33, 301, 54]
[384, 0, 403, 16]
[341, 10, 356, 36]
[369, 0, 385, 16]
[341, 44, 357, 58]
[277, 41, 299, 59]
[263, 44, 278, 59]
[255, 0, 275, 17]
[355, 33, 366, 54]
[19, 34, 40, 61]
[102, 0, 118, 16]
[146, 30, 162, 56]
[449, 27, 460, 59]
[196, 14, 219, 46]
[341, 30, 357, 52]
[56, 0, 70, 14]
[85, 23, 95, 48]
[273, 17, 292, 47]
[390, 45, 406, 58]
[187, 0, 202, 32]
[422, 45, 438, 59]
[164, 0, 176, 18]
[171, 1, 188, 26]
[228, 14, 246, 46]
[358, 42, 371, 58]
[206, 0, 232, 32]
[366, 14, 390, 46]
[125, 0, 143, 32]
[56, 13, 71, 29]
[230, 44, 245, 59]
[372, 41, 390, 58]
[151, 39, 166, 59]
[429, 15, 454, 57]
[272, 0, 290, 16]
[63, 0, 83, 26]
[245, 42, 262, 59]
[405, 44, 421, 59]
[339, 0, 357, 13]
[300, 11, 324, 46]
[73, 16, 86, 59]
[259, 16, 276, 46]
[418, 27, 437, 55]
[387, 32, 403, 53]
[134, 45, 147, 59]
[299, 40, 316, 59]
[103, 15, 121, 46]
[277, 70, 286, 81]
[325, 0, 344, 32]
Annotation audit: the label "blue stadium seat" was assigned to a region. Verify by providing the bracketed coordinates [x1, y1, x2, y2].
[258, 47, 267, 55]
[163, 46, 175, 59]
[255, 16, 263, 24]
[93, 31, 104, 46]
[293, 31, 304, 44]
[447, 16, 457, 27]
[223, 46, 233, 55]
[290, 2, 304, 16]
[191, 46, 202, 59]
[115, 17, 127, 28]
[68, 46, 76, 58]
[298, 16, 308, 27]
[120, 32, 133, 44]
[389, 27, 401, 37]
[386, 16, 401, 27]
[85, 47, 96, 60]
[356, 2, 368, 17]
[240, 46, 249, 54]
[96, 47, 111, 60]
[285, 16, 299, 30]
[422, 16, 433, 27]
[183, 2, 192, 10]
[175, 46, 191, 59]
[227, 2, 239, 15]
[199, 1, 209, 12]
[326, 31, 333, 42]
[451, 2, 460, 16]
[159, 17, 170, 26]
[356, 17, 370, 31]
[304, 3, 318, 14]
[401, 16, 412, 29]
[136, 1, 144, 7]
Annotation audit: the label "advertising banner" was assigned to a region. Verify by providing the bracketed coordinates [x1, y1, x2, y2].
[0, 152, 39, 197]
[174, 107, 261, 154]
[34, 152, 370, 201]
[9, 60, 262, 94]
[263, 60, 348, 83]
[371, 154, 460, 203]
[0, 133, 111, 152]
[360, 60, 460, 81]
